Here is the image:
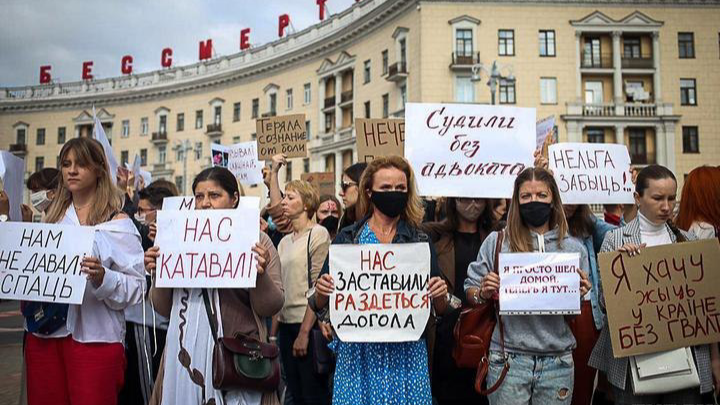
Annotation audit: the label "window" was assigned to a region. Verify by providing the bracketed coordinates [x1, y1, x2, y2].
[399, 38, 407, 65]
[624, 37, 641, 58]
[195, 142, 203, 160]
[213, 106, 221, 125]
[57, 127, 66, 144]
[586, 128, 605, 144]
[583, 38, 602, 67]
[306, 120, 311, 140]
[364, 101, 371, 118]
[232, 136, 241, 144]
[35, 157, 44, 172]
[36, 128, 45, 145]
[141, 117, 149, 135]
[678, 32, 695, 58]
[680, 79, 697, 106]
[269, 94, 277, 115]
[324, 113, 333, 133]
[382, 94, 389, 118]
[195, 110, 203, 129]
[628, 129, 647, 164]
[285, 161, 292, 180]
[400, 85, 407, 108]
[233, 103, 241, 122]
[121, 150, 129, 166]
[177, 113, 185, 132]
[363, 60, 371, 84]
[286, 89, 293, 110]
[16, 128, 26, 144]
[252, 98, 259, 119]
[304, 83, 311, 104]
[159, 115, 167, 133]
[140, 149, 147, 166]
[456, 29, 473, 57]
[540, 77, 557, 104]
[175, 176, 185, 195]
[382, 50, 389, 75]
[682, 126, 699, 153]
[499, 79, 516, 104]
[455, 76, 474, 103]
[121, 120, 130, 138]
[176, 148, 184, 162]
[303, 158, 310, 174]
[499, 30, 515, 56]
[539, 30, 556, 57]
[158, 145, 166, 164]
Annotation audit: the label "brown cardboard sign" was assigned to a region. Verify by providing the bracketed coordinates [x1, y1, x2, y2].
[301, 172, 335, 197]
[256, 114, 307, 160]
[598, 239, 720, 358]
[355, 118, 404, 162]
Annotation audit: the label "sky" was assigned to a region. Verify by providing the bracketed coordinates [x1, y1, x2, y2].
[0, 0, 356, 87]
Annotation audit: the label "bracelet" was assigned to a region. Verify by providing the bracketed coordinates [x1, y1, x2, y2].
[268, 336, 278, 342]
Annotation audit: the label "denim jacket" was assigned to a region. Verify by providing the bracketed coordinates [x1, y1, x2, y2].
[582, 216, 615, 330]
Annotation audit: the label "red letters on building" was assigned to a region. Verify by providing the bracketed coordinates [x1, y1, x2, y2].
[121, 55, 133, 75]
[161, 48, 173, 68]
[240, 28, 251, 51]
[278, 14, 290, 38]
[317, 0, 327, 21]
[82, 61, 94, 80]
[199, 39, 213, 61]
[39, 65, 52, 84]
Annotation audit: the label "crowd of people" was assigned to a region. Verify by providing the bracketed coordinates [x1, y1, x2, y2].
[1, 135, 719, 405]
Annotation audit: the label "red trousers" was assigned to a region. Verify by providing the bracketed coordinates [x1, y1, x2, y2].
[568, 300, 601, 405]
[25, 334, 126, 405]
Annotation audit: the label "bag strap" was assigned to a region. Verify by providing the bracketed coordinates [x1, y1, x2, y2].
[306, 228, 314, 290]
[202, 289, 219, 343]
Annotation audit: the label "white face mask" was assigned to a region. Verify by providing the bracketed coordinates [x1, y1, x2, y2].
[134, 212, 146, 224]
[30, 190, 52, 212]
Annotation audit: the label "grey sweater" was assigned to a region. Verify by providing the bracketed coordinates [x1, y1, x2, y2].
[464, 228, 590, 355]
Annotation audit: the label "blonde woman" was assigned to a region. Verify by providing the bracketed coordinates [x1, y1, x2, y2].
[25, 137, 146, 405]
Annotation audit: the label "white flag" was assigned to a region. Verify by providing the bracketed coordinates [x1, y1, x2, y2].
[92, 106, 119, 185]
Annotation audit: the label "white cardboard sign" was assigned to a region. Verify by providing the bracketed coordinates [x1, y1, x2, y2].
[212, 142, 263, 186]
[154, 209, 260, 288]
[536, 115, 555, 150]
[405, 103, 536, 198]
[549, 143, 634, 204]
[0, 222, 94, 304]
[329, 243, 431, 342]
[499, 252, 581, 315]
[162, 196, 195, 211]
[0, 151, 24, 221]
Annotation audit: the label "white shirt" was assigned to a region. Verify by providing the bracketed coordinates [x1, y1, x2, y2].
[638, 212, 672, 247]
[36, 205, 146, 343]
[689, 221, 716, 240]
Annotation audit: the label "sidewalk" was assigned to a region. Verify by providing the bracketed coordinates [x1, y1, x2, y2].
[0, 301, 23, 405]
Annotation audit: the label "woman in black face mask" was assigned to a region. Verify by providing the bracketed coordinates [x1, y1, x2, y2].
[464, 167, 591, 405]
[316, 195, 342, 240]
[308, 155, 448, 405]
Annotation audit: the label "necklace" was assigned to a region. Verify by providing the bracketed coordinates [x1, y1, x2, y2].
[370, 218, 395, 237]
[73, 202, 92, 210]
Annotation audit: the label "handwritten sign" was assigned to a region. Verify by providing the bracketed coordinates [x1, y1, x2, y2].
[301, 172, 335, 197]
[355, 118, 405, 162]
[154, 209, 260, 288]
[329, 243, 431, 342]
[256, 114, 307, 160]
[499, 253, 581, 315]
[405, 103, 535, 198]
[549, 143, 634, 204]
[212, 142, 263, 185]
[598, 239, 720, 358]
[0, 151, 24, 221]
[536, 115, 555, 150]
[0, 222, 94, 304]
[162, 196, 195, 211]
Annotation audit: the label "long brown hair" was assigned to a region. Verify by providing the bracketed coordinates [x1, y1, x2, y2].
[45, 137, 122, 225]
[676, 166, 720, 232]
[566, 204, 594, 239]
[507, 167, 568, 252]
[356, 155, 424, 228]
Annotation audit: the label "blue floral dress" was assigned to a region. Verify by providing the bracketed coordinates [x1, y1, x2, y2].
[328, 223, 432, 405]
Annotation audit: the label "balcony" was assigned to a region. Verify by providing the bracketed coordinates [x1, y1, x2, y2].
[152, 162, 174, 177]
[206, 123, 223, 138]
[450, 52, 480, 70]
[621, 57, 654, 69]
[581, 52, 613, 69]
[261, 111, 277, 118]
[582, 103, 616, 117]
[324, 96, 335, 110]
[566, 102, 669, 119]
[386, 62, 408, 82]
[339, 90, 353, 106]
[151, 131, 168, 144]
[624, 103, 657, 117]
[9, 143, 27, 156]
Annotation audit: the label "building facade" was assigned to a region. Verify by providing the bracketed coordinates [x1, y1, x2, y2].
[2, 0, 719, 202]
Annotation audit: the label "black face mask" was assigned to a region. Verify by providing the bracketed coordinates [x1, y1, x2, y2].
[371, 191, 408, 219]
[519, 201, 553, 228]
[320, 215, 339, 234]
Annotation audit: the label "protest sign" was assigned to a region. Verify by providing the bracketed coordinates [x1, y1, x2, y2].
[355, 118, 405, 162]
[162, 196, 195, 211]
[0, 151, 24, 221]
[549, 143, 634, 204]
[155, 209, 260, 288]
[499, 252, 581, 315]
[211, 143, 230, 168]
[301, 172, 335, 197]
[536, 115, 555, 150]
[405, 103, 535, 198]
[329, 243, 431, 342]
[212, 142, 263, 185]
[256, 114, 307, 160]
[0, 222, 94, 304]
[598, 239, 720, 358]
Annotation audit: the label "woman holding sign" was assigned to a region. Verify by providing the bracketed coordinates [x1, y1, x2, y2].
[589, 165, 717, 404]
[464, 167, 591, 405]
[145, 167, 284, 405]
[310, 155, 448, 405]
[24, 137, 146, 405]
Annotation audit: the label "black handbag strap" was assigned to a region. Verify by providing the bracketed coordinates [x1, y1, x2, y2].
[202, 289, 219, 343]
[493, 230, 507, 358]
[306, 228, 314, 290]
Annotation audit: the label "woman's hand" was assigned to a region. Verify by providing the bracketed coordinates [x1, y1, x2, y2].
[578, 269, 591, 297]
[292, 331, 310, 357]
[618, 243, 646, 257]
[271, 154, 286, 174]
[318, 321, 334, 341]
[533, 149, 549, 170]
[81, 256, 105, 288]
[252, 243, 269, 275]
[21, 204, 33, 222]
[428, 277, 447, 300]
[145, 246, 160, 276]
[480, 272, 500, 300]
[147, 222, 157, 242]
[315, 274, 334, 298]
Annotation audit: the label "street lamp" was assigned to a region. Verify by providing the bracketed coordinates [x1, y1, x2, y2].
[471, 60, 515, 105]
[172, 139, 200, 195]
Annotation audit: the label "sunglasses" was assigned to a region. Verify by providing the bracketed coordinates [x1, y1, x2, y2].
[340, 181, 357, 192]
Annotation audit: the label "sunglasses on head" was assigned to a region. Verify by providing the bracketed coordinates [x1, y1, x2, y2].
[340, 181, 357, 192]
